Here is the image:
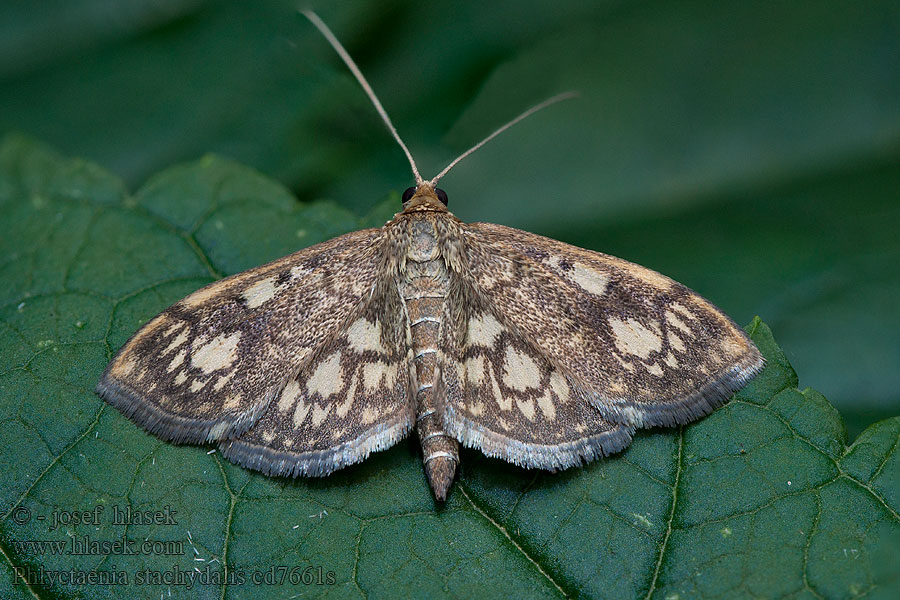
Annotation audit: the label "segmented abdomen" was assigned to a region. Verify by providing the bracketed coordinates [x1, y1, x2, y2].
[403, 258, 458, 500]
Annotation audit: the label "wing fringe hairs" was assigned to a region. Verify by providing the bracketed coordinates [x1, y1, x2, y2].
[97, 373, 413, 478]
[96, 375, 266, 444]
[593, 356, 764, 428]
[443, 404, 636, 470]
[218, 418, 412, 478]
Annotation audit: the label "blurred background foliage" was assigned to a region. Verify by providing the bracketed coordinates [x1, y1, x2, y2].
[1, 0, 898, 437]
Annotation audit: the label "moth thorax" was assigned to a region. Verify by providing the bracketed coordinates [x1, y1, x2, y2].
[407, 218, 440, 262]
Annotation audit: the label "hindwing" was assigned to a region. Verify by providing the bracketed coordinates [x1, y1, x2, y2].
[220, 298, 414, 477]
[439, 287, 633, 469]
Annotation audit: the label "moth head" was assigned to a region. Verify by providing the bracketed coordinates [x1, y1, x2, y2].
[401, 183, 449, 213]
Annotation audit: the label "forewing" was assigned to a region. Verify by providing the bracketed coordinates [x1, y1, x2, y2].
[219, 299, 414, 477]
[440, 296, 633, 470]
[96, 228, 385, 444]
[462, 223, 764, 428]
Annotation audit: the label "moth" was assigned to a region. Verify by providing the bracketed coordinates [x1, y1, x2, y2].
[96, 11, 764, 501]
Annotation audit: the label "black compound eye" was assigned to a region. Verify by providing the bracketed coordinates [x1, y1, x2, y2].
[401, 186, 416, 203]
[435, 188, 449, 206]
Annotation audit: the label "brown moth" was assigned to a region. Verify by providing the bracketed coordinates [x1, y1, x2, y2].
[96, 11, 764, 501]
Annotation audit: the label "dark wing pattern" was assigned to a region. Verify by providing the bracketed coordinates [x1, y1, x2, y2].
[439, 296, 633, 469]
[96, 228, 388, 445]
[460, 223, 764, 429]
[219, 295, 414, 476]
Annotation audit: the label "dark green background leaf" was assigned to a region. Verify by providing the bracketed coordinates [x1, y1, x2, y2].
[1, 136, 898, 599]
[1, 0, 898, 434]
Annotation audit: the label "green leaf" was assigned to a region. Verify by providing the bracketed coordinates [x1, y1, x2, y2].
[1, 136, 898, 599]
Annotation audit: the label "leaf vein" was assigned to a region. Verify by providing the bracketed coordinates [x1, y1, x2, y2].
[459, 485, 569, 599]
[645, 428, 683, 599]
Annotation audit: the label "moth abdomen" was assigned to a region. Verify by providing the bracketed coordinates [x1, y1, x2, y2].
[401, 217, 459, 500]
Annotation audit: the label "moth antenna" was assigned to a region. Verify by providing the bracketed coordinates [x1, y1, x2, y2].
[302, 9, 424, 186]
[429, 91, 579, 187]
